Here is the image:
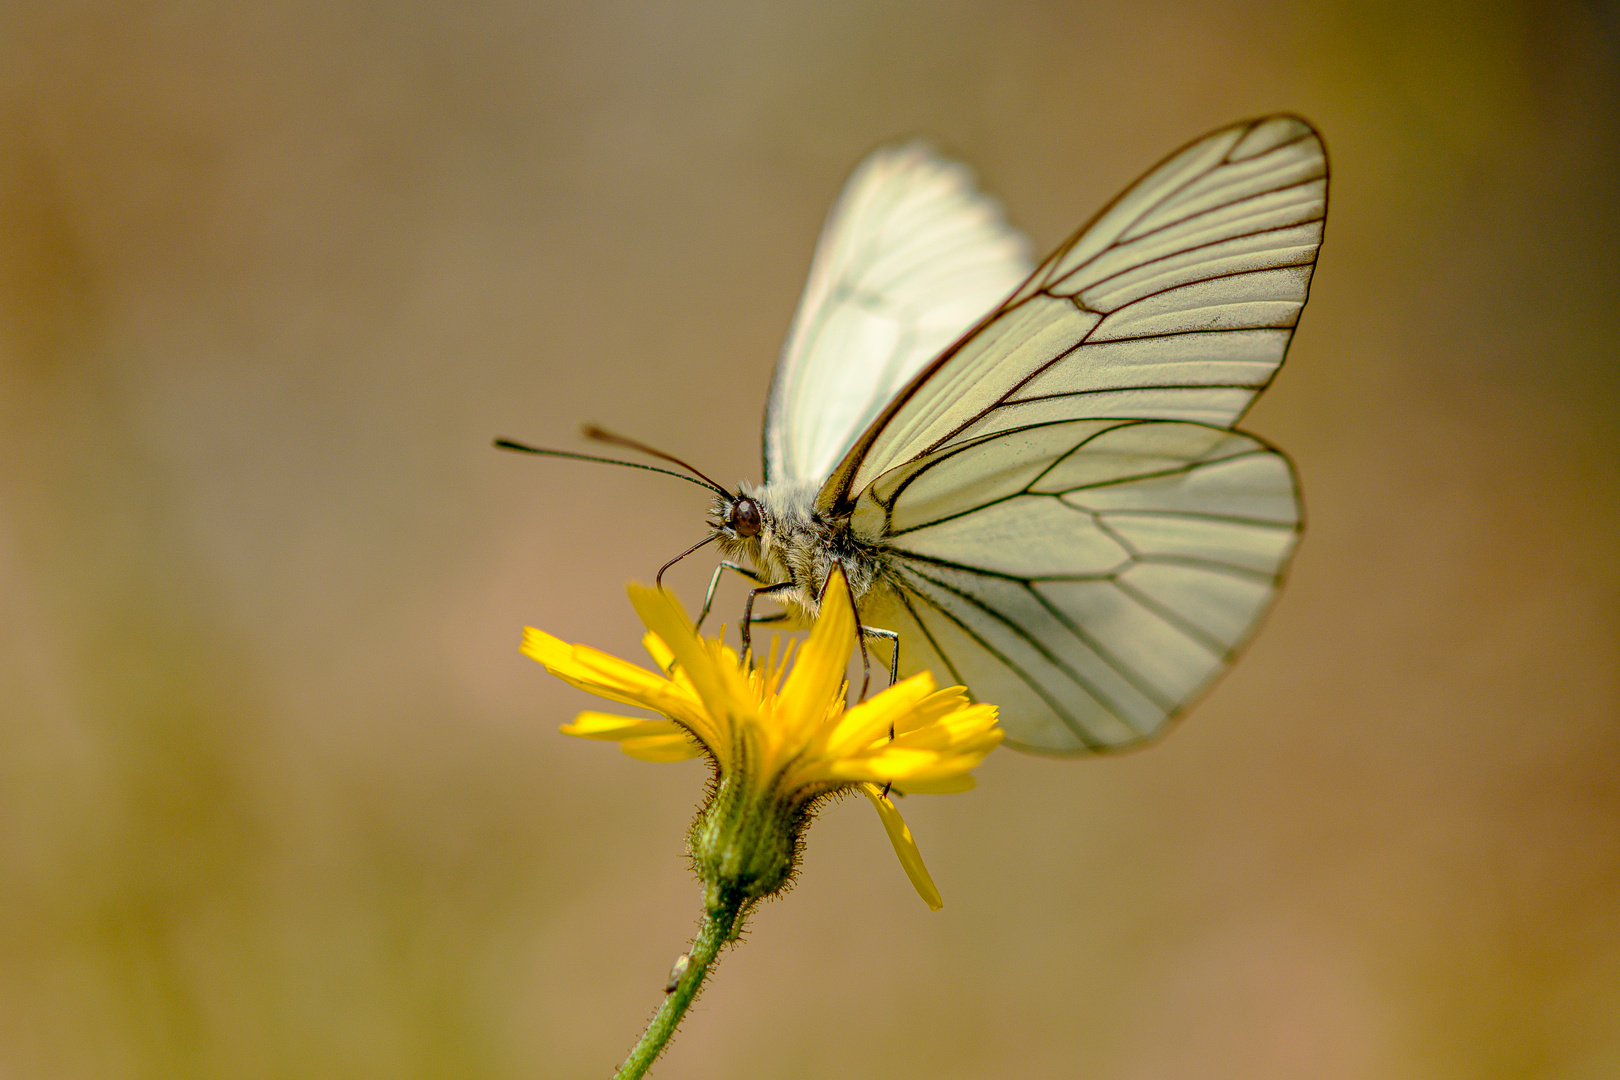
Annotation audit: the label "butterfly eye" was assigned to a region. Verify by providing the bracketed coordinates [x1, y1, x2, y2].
[731, 498, 762, 538]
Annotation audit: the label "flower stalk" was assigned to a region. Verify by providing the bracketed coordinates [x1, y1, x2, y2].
[613, 902, 741, 1080]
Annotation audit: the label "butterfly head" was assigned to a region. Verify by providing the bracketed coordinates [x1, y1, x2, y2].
[708, 479, 827, 588]
[710, 490, 766, 548]
[725, 495, 763, 539]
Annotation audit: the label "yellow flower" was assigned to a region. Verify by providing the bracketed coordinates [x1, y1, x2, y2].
[522, 568, 1002, 911]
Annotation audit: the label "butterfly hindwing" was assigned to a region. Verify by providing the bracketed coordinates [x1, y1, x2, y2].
[856, 419, 1302, 754]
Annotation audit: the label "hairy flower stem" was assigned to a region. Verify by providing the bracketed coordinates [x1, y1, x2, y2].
[613, 896, 745, 1080]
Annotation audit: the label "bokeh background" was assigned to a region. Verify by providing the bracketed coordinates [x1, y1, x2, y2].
[1, 1, 1616, 1077]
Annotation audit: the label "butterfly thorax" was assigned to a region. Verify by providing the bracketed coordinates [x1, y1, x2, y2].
[712, 478, 888, 623]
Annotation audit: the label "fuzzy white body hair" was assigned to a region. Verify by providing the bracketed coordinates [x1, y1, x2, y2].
[712, 478, 888, 622]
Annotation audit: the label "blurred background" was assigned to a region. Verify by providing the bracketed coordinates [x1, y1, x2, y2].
[1, 1, 1616, 1077]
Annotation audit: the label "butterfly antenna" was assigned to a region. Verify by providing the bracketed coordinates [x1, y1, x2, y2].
[582, 425, 732, 497]
[493, 437, 728, 497]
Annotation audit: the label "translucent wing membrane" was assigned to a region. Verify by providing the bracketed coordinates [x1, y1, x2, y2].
[824, 116, 1326, 511]
[765, 142, 1034, 485]
[856, 420, 1302, 754]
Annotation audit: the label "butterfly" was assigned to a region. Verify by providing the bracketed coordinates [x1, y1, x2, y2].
[504, 115, 1327, 755]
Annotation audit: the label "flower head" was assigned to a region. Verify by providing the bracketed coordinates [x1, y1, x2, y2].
[522, 568, 1002, 911]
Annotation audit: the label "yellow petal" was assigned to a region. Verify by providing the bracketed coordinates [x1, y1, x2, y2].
[896, 702, 1002, 750]
[822, 746, 942, 784]
[559, 711, 677, 740]
[887, 738, 997, 780]
[776, 567, 855, 739]
[862, 783, 943, 911]
[620, 733, 706, 762]
[627, 584, 753, 726]
[526, 629, 721, 749]
[892, 686, 976, 736]
[824, 672, 936, 753]
[519, 627, 575, 668]
[642, 632, 676, 672]
[523, 629, 674, 709]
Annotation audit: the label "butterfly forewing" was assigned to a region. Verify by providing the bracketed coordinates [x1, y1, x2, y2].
[822, 116, 1326, 513]
[764, 142, 1034, 485]
[857, 420, 1302, 754]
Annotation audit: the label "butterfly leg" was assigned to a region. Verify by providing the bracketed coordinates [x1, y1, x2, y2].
[861, 626, 900, 687]
[860, 626, 901, 733]
[740, 581, 795, 663]
[695, 561, 763, 634]
[835, 571, 897, 703]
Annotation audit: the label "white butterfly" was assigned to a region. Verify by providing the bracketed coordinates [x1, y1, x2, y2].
[509, 116, 1327, 755]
